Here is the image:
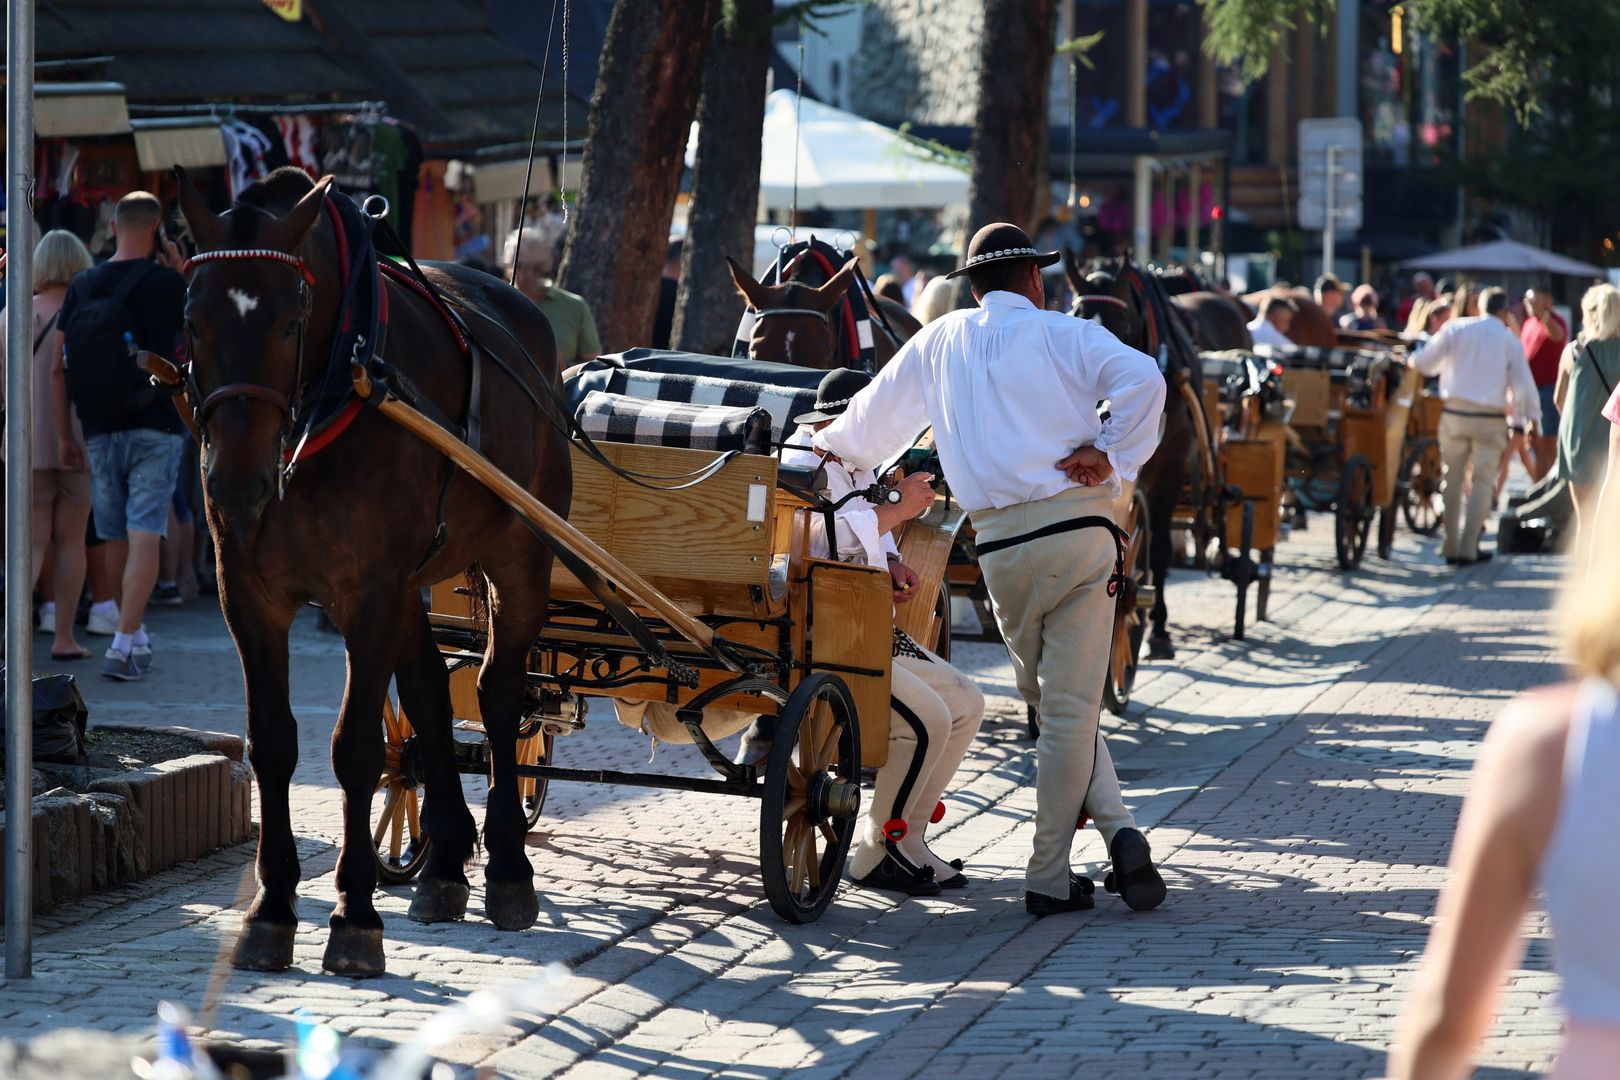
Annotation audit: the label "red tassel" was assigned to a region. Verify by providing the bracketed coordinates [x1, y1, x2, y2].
[883, 818, 907, 842]
[1077, 812, 1089, 832]
[931, 801, 946, 824]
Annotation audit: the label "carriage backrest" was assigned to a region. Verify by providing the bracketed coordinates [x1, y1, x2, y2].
[575, 391, 772, 455]
[567, 349, 823, 446]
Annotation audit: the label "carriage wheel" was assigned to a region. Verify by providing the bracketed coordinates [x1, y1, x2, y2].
[372, 697, 430, 885]
[1400, 437, 1443, 536]
[515, 727, 555, 831]
[1103, 490, 1152, 717]
[760, 673, 861, 924]
[932, 580, 952, 663]
[1335, 455, 1375, 571]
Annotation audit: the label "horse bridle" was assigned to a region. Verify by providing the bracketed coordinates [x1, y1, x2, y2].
[750, 306, 830, 324]
[181, 247, 316, 493]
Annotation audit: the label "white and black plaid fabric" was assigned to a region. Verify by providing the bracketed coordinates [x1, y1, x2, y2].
[732, 237, 877, 373]
[608, 371, 819, 446]
[575, 391, 771, 453]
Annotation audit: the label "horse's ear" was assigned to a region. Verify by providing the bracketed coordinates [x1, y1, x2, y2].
[813, 258, 859, 309]
[174, 165, 224, 252]
[726, 255, 773, 310]
[265, 174, 333, 252]
[1063, 249, 1085, 295]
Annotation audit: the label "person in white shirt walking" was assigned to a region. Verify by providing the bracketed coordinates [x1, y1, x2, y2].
[784, 369, 986, 896]
[816, 223, 1169, 917]
[1246, 294, 1297, 348]
[1413, 287, 1541, 565]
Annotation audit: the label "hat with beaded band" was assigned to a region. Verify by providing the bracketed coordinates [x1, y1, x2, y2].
[945, 222, 1062, 280]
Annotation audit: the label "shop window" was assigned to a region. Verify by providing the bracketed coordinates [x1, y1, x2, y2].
[1360, 1, 1457, 168]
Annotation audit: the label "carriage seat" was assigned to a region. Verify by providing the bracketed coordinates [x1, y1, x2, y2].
[566, 349, 824, 446]
[575, 391, 773, 455]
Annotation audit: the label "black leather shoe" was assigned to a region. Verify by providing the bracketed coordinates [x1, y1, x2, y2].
[855, 851, 942, 897]
[1024, 873, 1096, 916]
[1444, 555, 1462, 565]
[1104, 827, 1167, 911]
[935, 855, 967, 889]
[1466, 551, 1493, 565]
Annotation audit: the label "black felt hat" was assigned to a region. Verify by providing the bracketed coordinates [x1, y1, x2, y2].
[794, 368, 873, 425]
[945, 222, 1062, 280]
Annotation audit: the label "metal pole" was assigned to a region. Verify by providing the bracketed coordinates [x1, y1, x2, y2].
[6, 0, 35, 980]
[1323, 144, 1336, 279]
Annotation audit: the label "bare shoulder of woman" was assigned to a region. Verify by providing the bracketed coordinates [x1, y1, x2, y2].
[1473, 683, 1577, 853]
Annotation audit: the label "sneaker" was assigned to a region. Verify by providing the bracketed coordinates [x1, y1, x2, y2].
[152, 584, 183, 606]
[131, 645, 154, 674]
[87, 608, 120, 636]
[100, 648, 142, 682]
[37, 606, 55, 636]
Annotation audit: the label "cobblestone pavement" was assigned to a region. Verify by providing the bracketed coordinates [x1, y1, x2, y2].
[10, 515, 1563, 1078]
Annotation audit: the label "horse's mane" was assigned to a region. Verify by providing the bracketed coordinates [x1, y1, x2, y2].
[227, 167, 317, 244]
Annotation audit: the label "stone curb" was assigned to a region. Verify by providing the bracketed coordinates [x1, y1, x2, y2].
[0, 752, 253, 921]
[92, 723, 245, 762]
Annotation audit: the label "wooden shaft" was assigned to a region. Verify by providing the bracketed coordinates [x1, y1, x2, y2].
[1178, 377, 1218, 490]
[136, 350, 202, 442]
[367, 388, 719, 651]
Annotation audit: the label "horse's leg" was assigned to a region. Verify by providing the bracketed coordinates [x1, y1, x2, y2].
[221, 572, 302, 971]
[476, 574, 549, 931]
[320, 590, 408, 977]
[1146, 494, 1176, 661]
[398, 596, 478, 924]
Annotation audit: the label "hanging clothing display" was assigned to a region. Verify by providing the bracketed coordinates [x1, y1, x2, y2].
[274, 114, 322, 178]
[319, 118, 373, 192]
[219, 119, 274, 199]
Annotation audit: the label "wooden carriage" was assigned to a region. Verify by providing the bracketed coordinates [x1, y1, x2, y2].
[367, 355, 966, 925]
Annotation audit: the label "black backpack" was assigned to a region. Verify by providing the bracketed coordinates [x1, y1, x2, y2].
[63, 261, 158, 423]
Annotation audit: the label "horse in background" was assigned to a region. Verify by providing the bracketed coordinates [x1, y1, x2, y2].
[1068, 253, 1206, 660]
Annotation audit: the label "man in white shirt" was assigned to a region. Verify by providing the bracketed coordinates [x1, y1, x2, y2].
[784, 370, 986, 896]
[816, 223, 1169, 917]
[1246, 294, 1297, 348]
[1413, 287, 1541, 564]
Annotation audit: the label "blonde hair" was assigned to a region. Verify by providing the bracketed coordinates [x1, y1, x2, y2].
[32, 229, 94, 290]
[1563, 477, 1620, 680]
[912, 274, 969, 323]
[1580, 283, 1620, 342]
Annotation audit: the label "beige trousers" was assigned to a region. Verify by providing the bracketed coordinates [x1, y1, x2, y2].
[1439, 410, 1508, 561]
[972, 486, 1137, 898]
[848, 646, 985, 879]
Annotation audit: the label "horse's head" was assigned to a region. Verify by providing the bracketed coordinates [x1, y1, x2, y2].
[726, 254, 857, 370]
[177, 165, 338, 524]
[1070, 253, 1145, 349]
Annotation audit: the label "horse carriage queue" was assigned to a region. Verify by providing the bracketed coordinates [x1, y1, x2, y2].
[127, 159, 1496, 978]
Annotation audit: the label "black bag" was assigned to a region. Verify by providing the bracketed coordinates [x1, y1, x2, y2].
[0, 671, 89, 764]
[62, 261, 158, 423]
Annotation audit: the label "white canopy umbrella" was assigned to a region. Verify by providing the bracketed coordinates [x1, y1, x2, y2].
[690, 89, 969, 211]
[1401, 239, 1603, 277]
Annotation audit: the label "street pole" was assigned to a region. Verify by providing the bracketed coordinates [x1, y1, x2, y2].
[1323, 144, 1336, 280]
[6, 0, 36, 980]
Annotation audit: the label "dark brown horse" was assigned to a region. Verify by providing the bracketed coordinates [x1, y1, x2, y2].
[177, 166, 570, 976]
[1172, 291, 1253, 352]
[725, 254, 922, 370]
[1069, 255, 1205, 659]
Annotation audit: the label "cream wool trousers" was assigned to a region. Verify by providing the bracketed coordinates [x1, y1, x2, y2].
[1438, 410, 1508, 561]
[972, 485, 1138, 899]
[848, 644, 985, 880]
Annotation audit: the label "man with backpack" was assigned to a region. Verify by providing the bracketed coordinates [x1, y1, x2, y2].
[56, 190, 187, 681]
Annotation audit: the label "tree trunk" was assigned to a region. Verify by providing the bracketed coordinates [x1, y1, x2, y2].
[967, 0, 1060, 235]
[559, 0, 721, 352]
[672, 0, 773, 356]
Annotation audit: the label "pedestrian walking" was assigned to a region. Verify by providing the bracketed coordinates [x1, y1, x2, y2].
[1522, 288, 1568, 479]
[1553, 284, 1620, 545]
[1412, 287, 1540, 565]
[1390, 492, 1620, 1079]
[505, 226, 601, 368]
[1340, 284, 1387, 331]
[58, 191, 188, 680]
[783, 369, 986, 896]
[815, 222, 1168, 916]
[1398, 271, 1435, 333]
[0, 229, 95, 660]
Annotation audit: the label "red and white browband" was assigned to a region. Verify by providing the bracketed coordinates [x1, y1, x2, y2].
[183, 248, 316, 287]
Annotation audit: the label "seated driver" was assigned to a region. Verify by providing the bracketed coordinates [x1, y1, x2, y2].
[784, 369, 985, 897]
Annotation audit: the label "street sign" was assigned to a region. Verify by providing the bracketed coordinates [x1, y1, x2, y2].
[1297, 118, 1363, 233]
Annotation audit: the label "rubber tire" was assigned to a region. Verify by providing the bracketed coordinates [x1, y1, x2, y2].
[373, 699, 430, 886]
[759, 673, 860, 924]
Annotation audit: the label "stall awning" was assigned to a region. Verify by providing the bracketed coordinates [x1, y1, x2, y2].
[35, 81, 130, 137]
[472, 157, 554, 204]
[131, 118, 227, 172]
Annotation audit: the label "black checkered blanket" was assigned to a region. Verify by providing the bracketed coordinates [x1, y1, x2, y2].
[575, 391, 773, 454]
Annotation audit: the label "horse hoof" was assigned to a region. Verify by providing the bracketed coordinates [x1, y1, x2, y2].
[322, 922, 386, 978]
[485, 879, 540, 931]
[1146, 635, 1175, 661]
[231, 919, 296, 972]
[408, 877, 470, 924]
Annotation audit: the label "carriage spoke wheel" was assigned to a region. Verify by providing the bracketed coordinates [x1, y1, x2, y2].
[516, 727, 555, 831]
[1103, 490, 1153, 717]
[760, 673, 861, 924]
[1335, 455, 1375, 571]
[372, 697, 430, 885]
[1400, 437, 1443, 536]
